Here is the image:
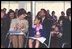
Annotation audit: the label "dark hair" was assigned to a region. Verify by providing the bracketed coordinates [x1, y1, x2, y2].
[61, 11, 64, 14]
[35, 16, 42, 23]
[66, 8, 71, 16]
[27, 12, 31, 14]
[18, 8, 26, 17]
[9, 9, 13, 12]
[36, 11, 41, 18]
[52, 11, 55, 14]
[27, 12, 32, 16]
[41, 8, 47, 17]
[3, 8, 7, 12]
[7, 9, 16, 18]
[1, 9, 5, 13]
[3, 8, 6, 10]
[15, 9, 18, 11]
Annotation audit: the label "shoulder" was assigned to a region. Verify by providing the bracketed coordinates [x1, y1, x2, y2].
[11, 18, 18, 23]
[12, 18, 17, 21]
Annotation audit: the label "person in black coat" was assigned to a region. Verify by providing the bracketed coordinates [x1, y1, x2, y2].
[1, 9, 10, 48]
[62, 8, 71, 48]
[25, 12, 32, 31]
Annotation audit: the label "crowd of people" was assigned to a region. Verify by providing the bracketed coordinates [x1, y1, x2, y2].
[1, 8, 71, 48]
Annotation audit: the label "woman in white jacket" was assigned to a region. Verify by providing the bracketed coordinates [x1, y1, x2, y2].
[9, 8, 28, 48]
